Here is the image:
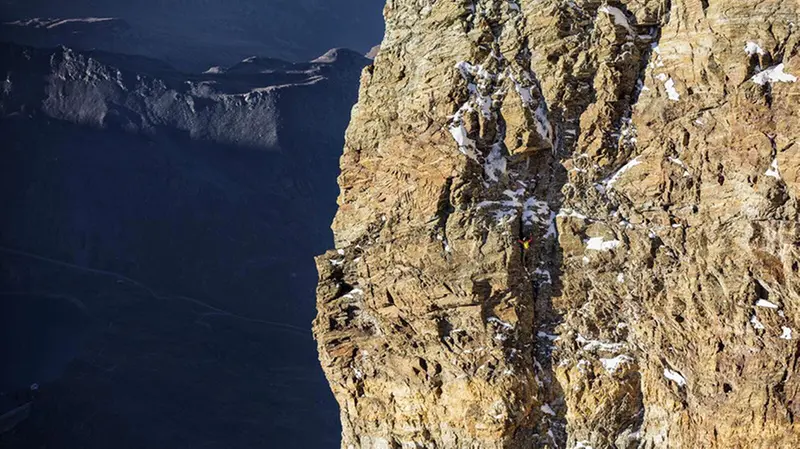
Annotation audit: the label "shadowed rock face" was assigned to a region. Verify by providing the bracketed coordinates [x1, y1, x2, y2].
[0, 0, 386, 72]
[314, 1, 799, 448]
[0, 42, 368, 448]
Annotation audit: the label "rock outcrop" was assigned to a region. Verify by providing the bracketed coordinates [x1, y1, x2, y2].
[314, 1, 799, 448]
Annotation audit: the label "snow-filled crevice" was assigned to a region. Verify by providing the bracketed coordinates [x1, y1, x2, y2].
[450, 4, 569, 448]
[447, 6, 558, 244]
[449, 58, 553, 183]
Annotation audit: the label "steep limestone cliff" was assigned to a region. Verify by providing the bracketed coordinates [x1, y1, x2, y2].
[314, 1, 800, 448]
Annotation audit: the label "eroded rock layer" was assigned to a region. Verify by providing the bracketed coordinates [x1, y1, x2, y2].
[314, 1, 800, 448]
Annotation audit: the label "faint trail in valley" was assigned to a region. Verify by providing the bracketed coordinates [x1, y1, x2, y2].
[0, 246, 311, 337]
[0, 291, 88, 310]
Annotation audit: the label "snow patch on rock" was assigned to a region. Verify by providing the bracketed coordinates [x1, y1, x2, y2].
[664, 77, 680, 101]
[764, 158, 781, 180]
[664, 368, 686, 386]
[744, 42, 765, 56]
[600, 355, 633, 374]
[598, 5, 635, 36]
[586, 237, 621, 251]
[751, 64, 797, 85]
[755, 299, 779, 309]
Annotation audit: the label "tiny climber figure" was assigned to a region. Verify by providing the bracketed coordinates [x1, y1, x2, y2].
[518, 235, 533, 251]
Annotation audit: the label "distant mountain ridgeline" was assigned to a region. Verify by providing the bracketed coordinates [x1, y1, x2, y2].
[0, 42, 367, 151]
[0, 0, 385, 71]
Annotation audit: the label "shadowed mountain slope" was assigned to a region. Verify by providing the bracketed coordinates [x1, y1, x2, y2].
[0, 42, 368, 448]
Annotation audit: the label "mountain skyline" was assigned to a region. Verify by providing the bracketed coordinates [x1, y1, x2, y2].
[0, 0, 386, 71]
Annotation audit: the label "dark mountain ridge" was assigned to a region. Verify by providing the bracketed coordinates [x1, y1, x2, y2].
[1, 43, 367, 149]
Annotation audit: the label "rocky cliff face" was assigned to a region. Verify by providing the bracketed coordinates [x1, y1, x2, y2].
[314, 1, 800, 448]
